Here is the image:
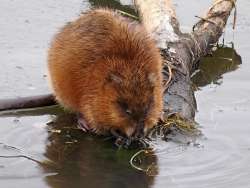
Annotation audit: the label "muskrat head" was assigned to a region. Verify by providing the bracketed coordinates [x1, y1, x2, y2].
[101, 65, 163, 139]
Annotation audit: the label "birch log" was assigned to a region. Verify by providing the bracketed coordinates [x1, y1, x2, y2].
[135, 0, 236, 121]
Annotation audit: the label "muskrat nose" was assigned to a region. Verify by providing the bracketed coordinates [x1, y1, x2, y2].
[133, 121, 145, 139]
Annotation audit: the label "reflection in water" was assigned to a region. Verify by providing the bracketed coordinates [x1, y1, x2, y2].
[43, 112, 157, 188]
[192, 46, 242, 87]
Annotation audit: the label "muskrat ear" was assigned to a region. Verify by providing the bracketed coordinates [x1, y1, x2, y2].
[108, 73, 123, 84]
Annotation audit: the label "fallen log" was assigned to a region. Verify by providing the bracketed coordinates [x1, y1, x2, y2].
[135, 0, 236, 122]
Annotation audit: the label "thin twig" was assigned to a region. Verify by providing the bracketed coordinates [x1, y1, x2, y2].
[0, 143, 21, 152]
[117, 10, 139, 20]
[163, 63, 173, 88]
[0, 155, 44, 165]
[129, 149, 148, 171]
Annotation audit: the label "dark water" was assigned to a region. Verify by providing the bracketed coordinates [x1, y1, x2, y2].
[1, 0, 250, 188]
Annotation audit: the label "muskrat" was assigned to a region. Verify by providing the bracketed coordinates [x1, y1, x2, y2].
[48, 8, 163, 139]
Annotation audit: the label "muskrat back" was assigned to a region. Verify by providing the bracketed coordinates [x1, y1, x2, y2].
[48, 9, 163, 138]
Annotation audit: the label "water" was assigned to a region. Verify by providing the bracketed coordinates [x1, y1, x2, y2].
[0, 0, 250, 188]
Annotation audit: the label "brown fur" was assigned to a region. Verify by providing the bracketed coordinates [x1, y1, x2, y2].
[48, 9, 163, 137]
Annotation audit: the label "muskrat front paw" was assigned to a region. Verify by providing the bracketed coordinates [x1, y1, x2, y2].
[77, 113, 90, 132]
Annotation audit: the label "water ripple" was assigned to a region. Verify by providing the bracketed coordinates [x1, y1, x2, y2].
[150, 134, 250, 188]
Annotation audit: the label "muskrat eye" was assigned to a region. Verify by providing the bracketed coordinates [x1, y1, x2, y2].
[117, 100, 132, 116]
[125, 109, 132, 115]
